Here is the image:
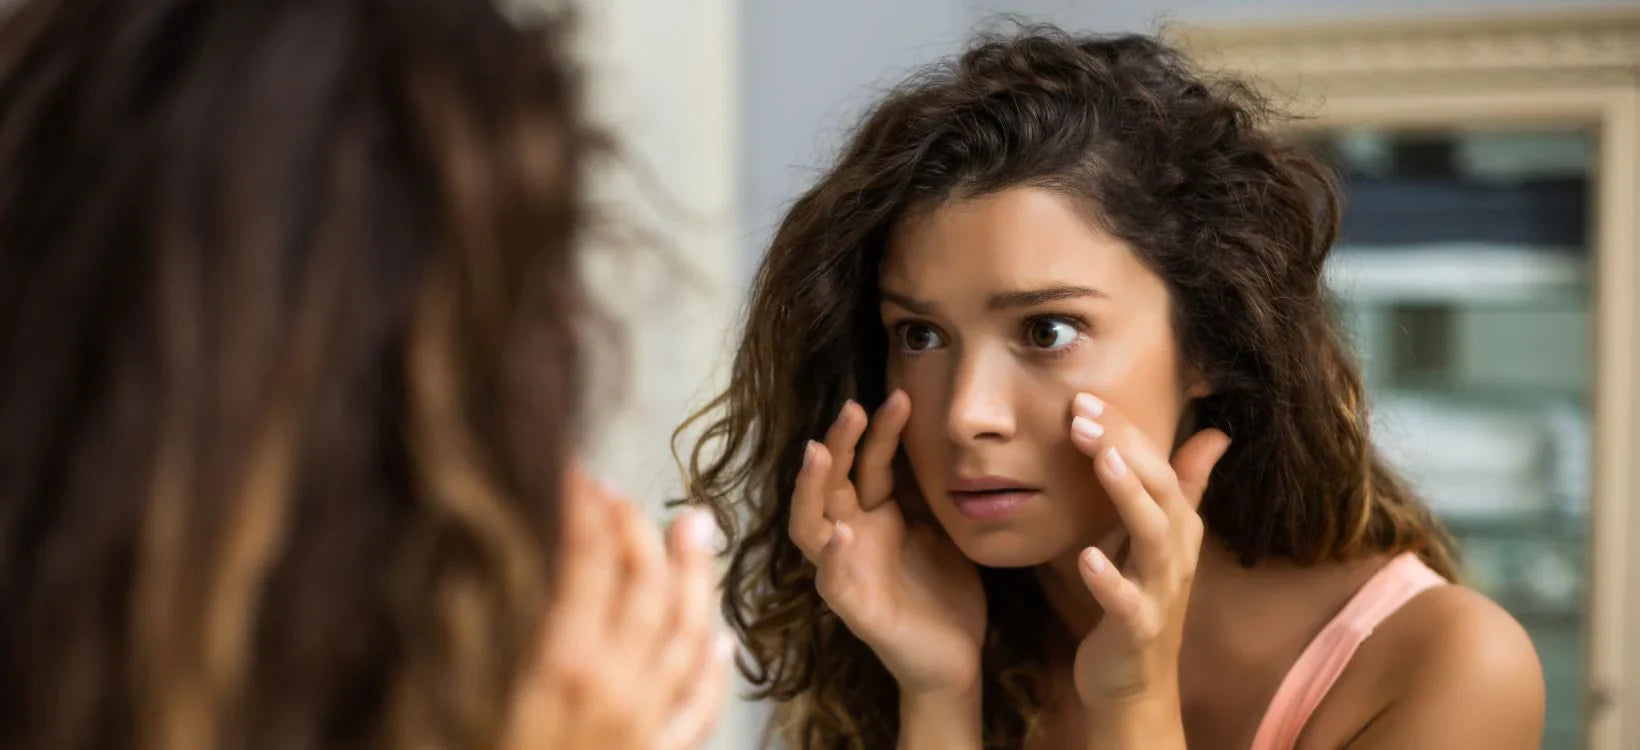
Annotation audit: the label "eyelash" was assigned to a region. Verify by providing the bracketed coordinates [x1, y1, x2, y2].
[886, 315, 1091, 358]
[1020, 314, 1089, 359]
[890, 320, 945, 356]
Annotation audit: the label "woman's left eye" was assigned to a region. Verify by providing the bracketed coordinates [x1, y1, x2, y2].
[1023, 317, 1080, 351]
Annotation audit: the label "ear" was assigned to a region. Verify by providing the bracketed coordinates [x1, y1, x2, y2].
[1173, 428, 1232, 506]
[1182, 366, 1214, 401]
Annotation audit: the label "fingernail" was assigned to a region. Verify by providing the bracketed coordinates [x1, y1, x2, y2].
[685, 508, 714, 549]
[1072, 415, 1104, 441]
[715, 631, 735, 660]
[1074, 393, 1105, 418]
[1083, 547, 1107, 574]
[1104, 447, 1127, 478]
[803, 441, 817, 468]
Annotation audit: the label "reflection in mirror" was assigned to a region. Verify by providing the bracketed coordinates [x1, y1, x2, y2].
[685, 28, 1549, 750]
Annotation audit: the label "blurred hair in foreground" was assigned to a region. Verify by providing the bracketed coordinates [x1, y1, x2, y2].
[0, 0, 595, 747]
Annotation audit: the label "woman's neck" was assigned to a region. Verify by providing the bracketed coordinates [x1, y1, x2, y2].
[1032, 529, 1127, 644]
[1030, 533, 1342, 660]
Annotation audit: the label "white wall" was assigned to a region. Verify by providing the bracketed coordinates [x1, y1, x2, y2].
[739, 0, 974, 280]
[572, 0, 737, 496]
[565, 0, 750, 747]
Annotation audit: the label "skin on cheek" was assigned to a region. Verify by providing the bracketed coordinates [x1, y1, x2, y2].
[895, 374, 945, 494]
[1025, 337, 1193, 556]
[1065, 338, 1189, 453]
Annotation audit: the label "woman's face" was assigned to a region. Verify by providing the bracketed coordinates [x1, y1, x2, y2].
[880, 187, 1202, 568]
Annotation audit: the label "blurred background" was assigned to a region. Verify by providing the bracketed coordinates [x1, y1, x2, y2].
[556, 0, 1640, 748]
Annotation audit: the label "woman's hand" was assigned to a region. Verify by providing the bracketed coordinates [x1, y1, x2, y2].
[1066, 393, 1230, 746]
[789, 390, 987, 699]
[503, 466, 733, 750]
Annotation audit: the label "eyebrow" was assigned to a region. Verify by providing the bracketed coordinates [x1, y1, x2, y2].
[986, 285, 1108, 310]
[880, 285, 1107, 315]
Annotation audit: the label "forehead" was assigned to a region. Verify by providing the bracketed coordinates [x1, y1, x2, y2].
[881, 187, 1143, 297]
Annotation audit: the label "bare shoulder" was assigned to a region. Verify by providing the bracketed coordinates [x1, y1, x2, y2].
[1385, 585, 1543, 683]
[1315, 584, 1546, 749]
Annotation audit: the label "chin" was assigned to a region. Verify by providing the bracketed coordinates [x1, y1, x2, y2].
[944, 524, 1065, 569]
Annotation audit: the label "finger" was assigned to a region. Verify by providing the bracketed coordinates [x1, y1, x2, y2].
[1078, 546, 1159, 643]
[612, 500, 670, 645]
[666, 506, 718, 625]
[1072, 393, 1190, 518]
[655, 508, 717, 676]
[655, 632, 735, 750]
[822, 401, 869, 521]
[1172, 428, 1232, 510]
[854, 389, 911, 511]
[812, 521, 868, 627]
[549, 464, 620, 628]
[788, 441, 834, 562]
[559, 460, 602, 542]
[1072, 426, 1172, 581]
[823, 400, 868, 491]
[667, 505, 718, 567]
[532, 467, 622, 721]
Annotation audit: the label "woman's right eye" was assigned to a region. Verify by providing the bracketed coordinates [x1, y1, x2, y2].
[895, 322, 946, 353]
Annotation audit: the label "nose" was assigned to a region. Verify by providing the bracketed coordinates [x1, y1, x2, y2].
[945, 348, 1015, 444]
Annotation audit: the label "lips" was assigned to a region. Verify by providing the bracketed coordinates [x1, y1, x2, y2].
[948, 475, 1040, 521]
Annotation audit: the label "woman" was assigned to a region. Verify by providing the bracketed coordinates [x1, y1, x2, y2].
[683, 28, 1544, 749]
[0, 0, 728, 748]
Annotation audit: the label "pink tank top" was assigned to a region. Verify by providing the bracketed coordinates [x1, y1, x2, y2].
[1247, 551, 1447, 750]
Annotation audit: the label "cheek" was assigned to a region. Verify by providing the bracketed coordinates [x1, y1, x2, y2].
[888, 361, 945, 464]
[1063, 336, 1190, 450]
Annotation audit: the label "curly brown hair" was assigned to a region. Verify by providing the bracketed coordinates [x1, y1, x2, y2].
[0, 0, 593, 748]
[679, 27, 1458, 750]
